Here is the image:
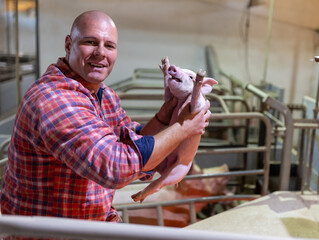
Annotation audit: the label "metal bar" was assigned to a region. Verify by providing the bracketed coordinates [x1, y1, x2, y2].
[129, 170, 265, 186]
[301, 129, 311, 194]
[244, 83, 269, 102]
[189, 202, 196, 224]
[196, 146, 267, 155]
[5, 0, 11, 55]
[266, 97, 293, 190]
[245, 84, 293, 190]
[219, 69, 243, 88]
[122, 208, 129, 223]
[294, 123, 319, 128]
[308, 80, 319, 191]
[206, 94, 230, 113]
[114, 195, 258, 211]
[263, 111, 285, 127]
[307, 128, 315, 190]
[184, 170, 264, 180]
[15, 0, 21, 106]
[262, 103, 272, 195]
[156, 205, 164, 226]
[35, 0, 40, 79]
[0, 137, 11, 159]
[0, 158, 8, 168]
[0, 215, 290, 240]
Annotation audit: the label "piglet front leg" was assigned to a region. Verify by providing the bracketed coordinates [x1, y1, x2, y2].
[159, 57, 173, 102]
[190, 70, 205, 114]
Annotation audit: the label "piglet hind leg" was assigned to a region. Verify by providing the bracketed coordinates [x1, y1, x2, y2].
[131, 173, 168, 203]
[190, 70, 205, 113]
[131, 158, 193, 203]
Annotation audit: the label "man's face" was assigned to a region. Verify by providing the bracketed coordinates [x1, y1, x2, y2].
[65, 17, 118, 87]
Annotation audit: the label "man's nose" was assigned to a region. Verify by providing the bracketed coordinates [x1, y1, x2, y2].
[94, 44, 106, 57]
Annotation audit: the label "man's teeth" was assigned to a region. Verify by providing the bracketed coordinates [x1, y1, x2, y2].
[89, 63, 104, 68]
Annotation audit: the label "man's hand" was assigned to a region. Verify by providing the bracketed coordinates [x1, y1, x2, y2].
[177, 99, 211, 137]
[156, 97, 178, 125]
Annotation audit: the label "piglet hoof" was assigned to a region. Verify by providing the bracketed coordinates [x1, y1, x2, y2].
[195, 70, 206, 86]
[131, 192, 145, 203]
[159, 57, 169, 73]
[161, 56, 169, 66]
[196, 69, 206, 77]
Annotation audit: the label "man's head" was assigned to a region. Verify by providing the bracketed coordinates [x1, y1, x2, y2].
[65, 11, 118, 90]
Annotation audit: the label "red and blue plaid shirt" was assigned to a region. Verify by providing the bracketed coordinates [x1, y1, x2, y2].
[1, 58, 153, 221]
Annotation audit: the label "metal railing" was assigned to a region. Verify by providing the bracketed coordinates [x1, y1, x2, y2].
[115, 112, 271, 226]
[219, 70, 319, 193]
[0, 215, 299, 240]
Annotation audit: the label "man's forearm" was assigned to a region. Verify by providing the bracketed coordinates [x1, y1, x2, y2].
[139, 115, 169, 136]
[141, 122, 186, 171]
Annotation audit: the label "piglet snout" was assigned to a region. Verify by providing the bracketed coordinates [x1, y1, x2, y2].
[168, 65, 177, 76]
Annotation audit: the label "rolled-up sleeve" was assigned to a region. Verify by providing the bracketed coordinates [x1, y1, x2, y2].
[134, 135, 154, 176]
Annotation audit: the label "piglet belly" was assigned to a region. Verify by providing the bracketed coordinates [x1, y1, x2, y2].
[176, 135, 201, 165]
[159, 134, 201, 185]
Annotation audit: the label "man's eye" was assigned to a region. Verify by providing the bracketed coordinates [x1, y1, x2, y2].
[86, 41, 96, 45]
[106, 44, 116, 49]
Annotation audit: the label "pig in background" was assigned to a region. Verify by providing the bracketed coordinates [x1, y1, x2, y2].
[131, 57, 218, 203]
[124, 163, 229, 227]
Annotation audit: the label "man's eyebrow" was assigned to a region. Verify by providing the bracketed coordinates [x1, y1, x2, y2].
[81, 36, 98, 40]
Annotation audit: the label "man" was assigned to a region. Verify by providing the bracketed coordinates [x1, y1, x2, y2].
[0, 11, 211, 222]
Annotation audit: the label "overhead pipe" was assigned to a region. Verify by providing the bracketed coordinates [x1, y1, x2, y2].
[261, 0, 275, 86]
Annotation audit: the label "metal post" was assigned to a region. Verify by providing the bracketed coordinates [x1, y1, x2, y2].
[122, 208, 129, 223]
[301, 129, 311, 194]
[156, 205, 164, 226]
[189, 202, 196, 224]
[35, 0, 40, 79]
[15, 0, 21, 106]
[5, 0, 11, 55]
[244, 83, 293, 190]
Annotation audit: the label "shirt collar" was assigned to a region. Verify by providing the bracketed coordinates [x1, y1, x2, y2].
[56, 57, 106, 94]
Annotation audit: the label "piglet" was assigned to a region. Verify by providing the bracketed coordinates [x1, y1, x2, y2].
[131, 57, 217, 203]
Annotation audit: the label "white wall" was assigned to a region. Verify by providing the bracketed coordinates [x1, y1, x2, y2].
[37, 0, 319, 104]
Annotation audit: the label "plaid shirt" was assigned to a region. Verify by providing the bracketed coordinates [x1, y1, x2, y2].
[1, 58, 153, 221]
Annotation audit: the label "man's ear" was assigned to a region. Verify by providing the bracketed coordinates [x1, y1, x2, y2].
[201, 78, 218, 95]
[65, 35, 72, 57]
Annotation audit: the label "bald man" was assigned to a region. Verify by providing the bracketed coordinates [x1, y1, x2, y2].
[0, 11, 211, 222]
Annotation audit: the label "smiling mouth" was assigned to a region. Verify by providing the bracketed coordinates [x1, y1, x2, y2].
[89, 62, 105, 68]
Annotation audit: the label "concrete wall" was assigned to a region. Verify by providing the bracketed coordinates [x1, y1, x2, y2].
[37, 0, 319, 104]
[1, 0, 319, 108]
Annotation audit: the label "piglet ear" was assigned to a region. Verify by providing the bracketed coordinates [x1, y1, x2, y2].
[201, 78, 218, 95]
